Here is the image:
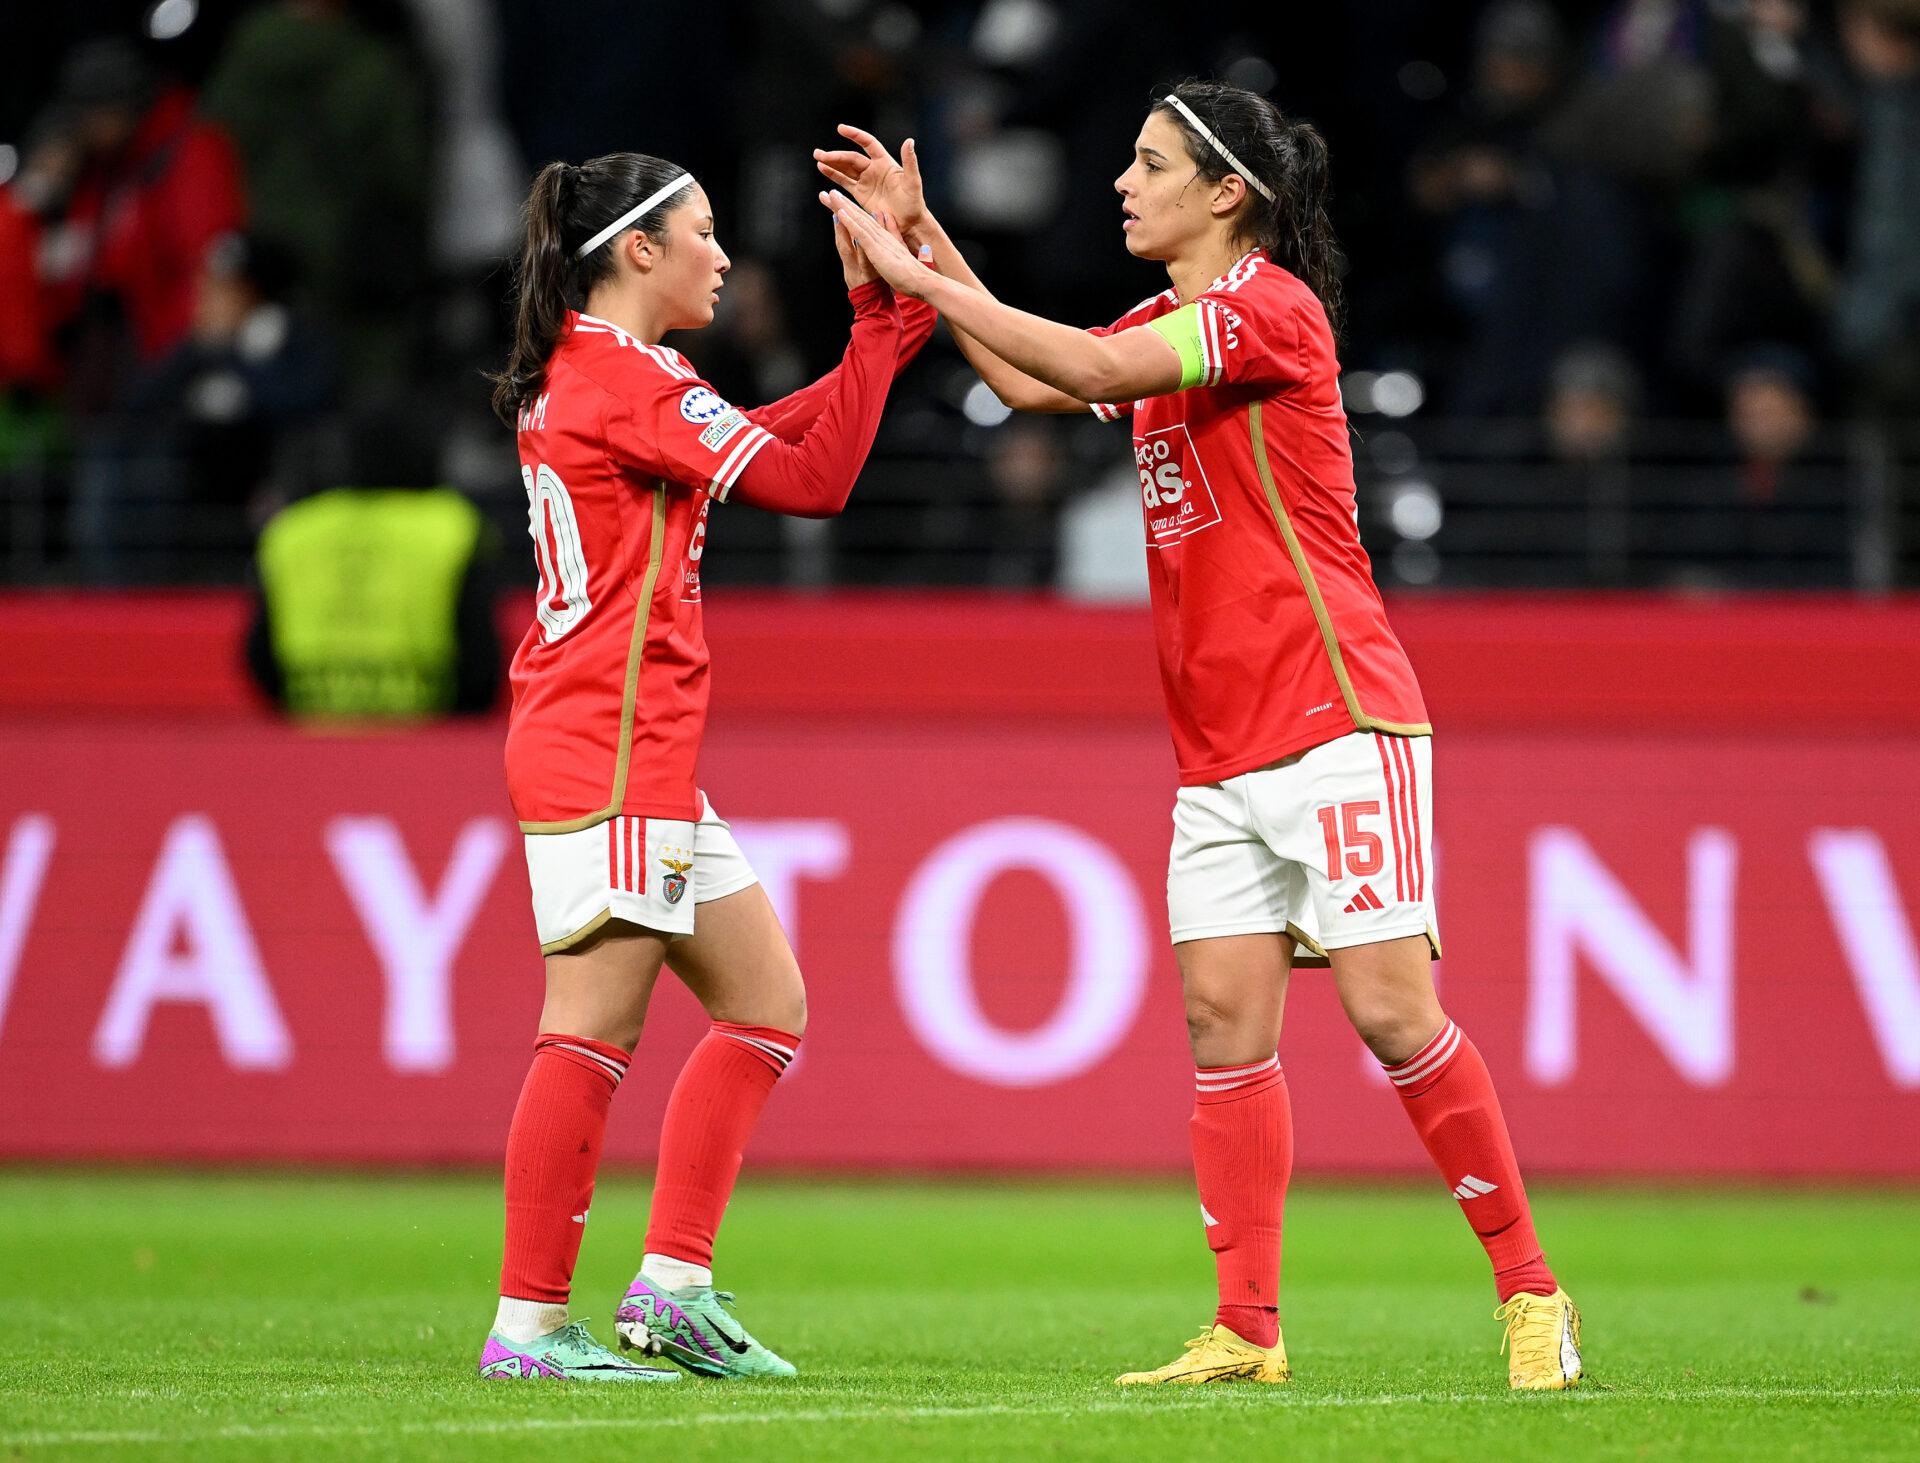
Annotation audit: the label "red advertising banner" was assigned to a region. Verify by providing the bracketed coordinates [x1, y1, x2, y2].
[2, 714, 1918, 1174]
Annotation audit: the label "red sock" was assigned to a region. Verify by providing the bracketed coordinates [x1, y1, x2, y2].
[1384, 1018, 1557, 1302]
[1191, 1055, 1291, 1349]
[499, 1032, 630, 1302]
[644, 1022, 799, 1269]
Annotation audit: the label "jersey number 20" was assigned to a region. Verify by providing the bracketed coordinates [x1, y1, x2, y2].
[522, 463, 590, 642]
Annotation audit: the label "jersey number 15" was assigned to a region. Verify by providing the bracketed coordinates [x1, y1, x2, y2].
[1316, 801, 1384, 880]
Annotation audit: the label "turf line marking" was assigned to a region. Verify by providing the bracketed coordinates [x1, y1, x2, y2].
[7, 1386, 1918, 1448]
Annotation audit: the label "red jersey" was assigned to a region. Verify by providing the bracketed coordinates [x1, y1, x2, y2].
[506, 284, 914, 830]
[1092, 250, 1429, 785]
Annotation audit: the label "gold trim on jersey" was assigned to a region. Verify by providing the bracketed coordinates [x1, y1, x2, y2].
[521, 484, 672, 835]
[1247, 401, 1432, 740]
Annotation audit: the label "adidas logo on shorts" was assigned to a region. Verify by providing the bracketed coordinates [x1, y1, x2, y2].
[1342, 883, 1386, 914]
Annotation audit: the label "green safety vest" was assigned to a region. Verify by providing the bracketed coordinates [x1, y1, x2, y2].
[257, 487, 482, 719]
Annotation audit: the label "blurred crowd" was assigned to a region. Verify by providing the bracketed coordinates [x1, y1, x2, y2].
[0, 0, 1916, 592]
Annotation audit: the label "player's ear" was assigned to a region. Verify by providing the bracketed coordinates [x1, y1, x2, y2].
[1211, 173, 1245, 218]
[624, 230, 656, 274]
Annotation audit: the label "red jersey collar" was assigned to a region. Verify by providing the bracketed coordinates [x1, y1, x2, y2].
[1204, 248, 1267, 295]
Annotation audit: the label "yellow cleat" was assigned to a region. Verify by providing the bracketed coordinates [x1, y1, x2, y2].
[1115, 1323, 1290, 1385]
[1497, 1288, 1583, 1391]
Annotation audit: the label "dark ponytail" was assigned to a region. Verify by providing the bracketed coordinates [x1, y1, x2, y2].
[490, 153, 696, 426]
[1151, 81, 1346, 348]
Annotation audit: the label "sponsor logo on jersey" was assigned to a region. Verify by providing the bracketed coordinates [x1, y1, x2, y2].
[679, 386, 732, 424]
[698, 407, 750, 451]
[1136, 425, 1223, 547]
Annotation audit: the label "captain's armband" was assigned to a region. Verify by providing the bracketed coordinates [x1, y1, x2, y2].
[1145, 304, 1209, 392]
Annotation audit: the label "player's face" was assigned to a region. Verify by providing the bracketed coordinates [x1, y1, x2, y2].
[1114, 111, 1215, 262]
[650, 186, 731, 330]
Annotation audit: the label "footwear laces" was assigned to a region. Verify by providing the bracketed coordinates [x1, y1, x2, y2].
[552, 1320, 614, 1361]
[1494, 1295, 1558, 1360]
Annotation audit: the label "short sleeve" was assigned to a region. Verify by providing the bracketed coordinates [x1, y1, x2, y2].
[605, 368, 777, 502]
[1084, 298, 1162, 422]
[1181, 290, 1310, 392]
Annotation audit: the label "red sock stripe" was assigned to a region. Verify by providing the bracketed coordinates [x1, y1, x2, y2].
[1195, 1054, 1280, 1094]
[1374, 735, 1409, 902]
[1393, 736, 1426, 902]
[1382, 1019, 1460, 1089]
[711, 1022, 800, 1074]
[535, 1032, 630, 1088]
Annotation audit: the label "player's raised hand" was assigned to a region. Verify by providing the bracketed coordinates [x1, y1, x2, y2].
[819, 191, 931, 300]
[832, 208, 880, 290]
[814, 126, 926, 235]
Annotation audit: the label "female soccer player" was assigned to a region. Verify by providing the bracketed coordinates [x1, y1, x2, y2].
[817, 82, 1582, 1391]
[480, 151, 929, 1381]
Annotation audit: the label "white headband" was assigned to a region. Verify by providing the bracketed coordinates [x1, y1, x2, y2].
[574, 172, 695, 259]
[1163, 96, 1276, 203]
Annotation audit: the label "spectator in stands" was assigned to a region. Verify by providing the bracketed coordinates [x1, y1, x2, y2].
[202, 0, 430, 392]
[1667, 1, 1834, 408]
[1410, 0, 1569, 409]
[1546, 342, 1641, 462]
[983, 417, 1067, 589]
[5, 38, 245, 407]
[1719, 348, 1850, 583]
[1726, 348, 1818, 502]
[247, 405, 501, 719]
[77, 232, 338, 579]
[1058, 457, 1151, 601]
[1833, 0, 1920, 413]
[1545, 341, 1640, 583]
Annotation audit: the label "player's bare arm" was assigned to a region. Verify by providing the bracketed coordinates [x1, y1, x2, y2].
[816, 126, 1088, 413]
[821, 188, 1183, 408]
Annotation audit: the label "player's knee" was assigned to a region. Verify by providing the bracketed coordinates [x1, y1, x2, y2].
[779, 982, 808, 1040]
[752, 968, 807, 1038]
[1183, 990, 1261, 1054]
[1349, 1002, 1441, 1066]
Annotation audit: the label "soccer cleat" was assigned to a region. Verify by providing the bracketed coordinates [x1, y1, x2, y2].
[1114, 1323, 1291, 1385]
[478, 1320, 680, 1381]
[1497, 1288, 1583, 1391]
[615, 1275, 797, 1378]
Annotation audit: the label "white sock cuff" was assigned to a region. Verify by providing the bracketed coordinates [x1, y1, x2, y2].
[641, 1252, 713, 1291]
[493, 1295, 569, 1344]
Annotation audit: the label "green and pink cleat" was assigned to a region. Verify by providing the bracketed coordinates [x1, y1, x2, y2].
[478, 1320, 679, 1382]
[614, 1275, 797, 1378]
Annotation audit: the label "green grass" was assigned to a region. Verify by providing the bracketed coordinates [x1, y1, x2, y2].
[1, 1174, 1916, 1460]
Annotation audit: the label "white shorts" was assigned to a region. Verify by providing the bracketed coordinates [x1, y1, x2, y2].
[1167, 731, 1440, 963]
[524, 793, 759, 953]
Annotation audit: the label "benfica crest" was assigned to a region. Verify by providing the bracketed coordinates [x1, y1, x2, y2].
[659, 852, 693, 905]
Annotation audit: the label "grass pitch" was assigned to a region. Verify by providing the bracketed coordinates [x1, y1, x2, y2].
[0, 1174, 1915, 1460]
